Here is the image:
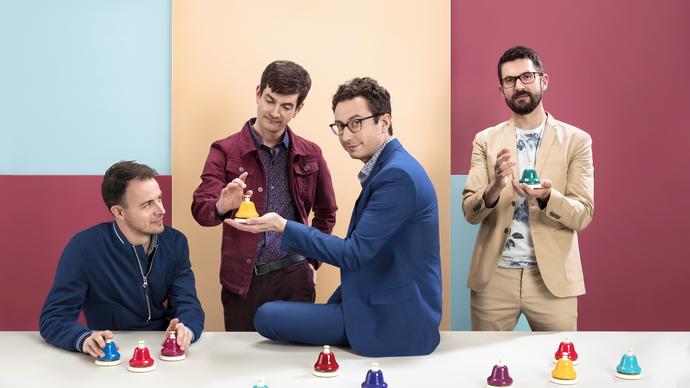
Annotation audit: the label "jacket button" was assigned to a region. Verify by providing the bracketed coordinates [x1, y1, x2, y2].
[245, 258, 251, 264]
[257, 187, 263, 192]
[303, 165, 310, 172]
[504, 227, 509, 234]
[239, 167, 245, 173]
[238, 290, 243, 295]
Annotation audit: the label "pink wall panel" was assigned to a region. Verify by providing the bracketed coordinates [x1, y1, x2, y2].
[0, 175, 172, 330]
[452, 0, 690, 329]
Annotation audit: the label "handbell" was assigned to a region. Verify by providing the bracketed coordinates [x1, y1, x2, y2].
[551, 353, 577, 382]
[486, 360, 513, 387]
[160, 331, 186, 361]
[235, 193, 259, 222]
[312, 345, 340, 377]
[554, 337, 579, 364]
[519, 167, 541, 188]
[615, 349, 643, 380]
[253, 377, 269, 388]
[95, 338, 121, 366]
[127, 340, 155, 372]
[361, 362, 388, 388]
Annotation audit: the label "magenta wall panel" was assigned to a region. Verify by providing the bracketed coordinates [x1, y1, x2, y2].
[451, 0, 690, 329]
[0, 175, 172, 330]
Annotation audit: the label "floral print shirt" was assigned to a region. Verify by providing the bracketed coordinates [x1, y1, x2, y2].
[499, 121, 545, 268]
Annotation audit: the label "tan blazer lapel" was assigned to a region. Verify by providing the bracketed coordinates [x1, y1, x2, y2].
[502, 120, 520, 182]
[536, 114, 557, 177]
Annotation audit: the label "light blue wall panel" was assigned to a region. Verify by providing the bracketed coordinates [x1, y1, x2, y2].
[450, 175, 530, 331]
[0, 0, 171, 174]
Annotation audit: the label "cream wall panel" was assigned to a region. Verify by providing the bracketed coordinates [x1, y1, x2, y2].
[173, 0, 450, 331]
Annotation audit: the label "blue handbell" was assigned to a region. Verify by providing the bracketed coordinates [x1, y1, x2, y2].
[362, 362, 388, 388]
[95, 338, 121, 366]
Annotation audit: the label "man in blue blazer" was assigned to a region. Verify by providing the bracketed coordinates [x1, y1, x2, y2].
[226, 77, 442, 357]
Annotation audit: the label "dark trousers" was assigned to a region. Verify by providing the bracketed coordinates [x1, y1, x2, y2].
[221, 260, 315, 331]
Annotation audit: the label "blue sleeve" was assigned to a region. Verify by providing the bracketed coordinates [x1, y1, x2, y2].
[39, 238, 92, 352]
[166, 234, 205, 342]
[282, 167, 415, 271]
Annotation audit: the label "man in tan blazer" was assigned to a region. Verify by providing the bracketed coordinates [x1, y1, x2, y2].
[462, 46, 594, 331]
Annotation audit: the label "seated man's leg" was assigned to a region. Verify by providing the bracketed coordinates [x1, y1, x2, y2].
[254, 301, 348, 346]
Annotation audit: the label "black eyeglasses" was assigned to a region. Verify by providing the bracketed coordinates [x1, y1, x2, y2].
[329, 114, 382, 136]
[501, 71, 543, 88]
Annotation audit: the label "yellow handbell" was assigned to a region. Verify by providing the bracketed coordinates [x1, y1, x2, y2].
[235, 194, 259, 222]
[552, 353, 577, 381]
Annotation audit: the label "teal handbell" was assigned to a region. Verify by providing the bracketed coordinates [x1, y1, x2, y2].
[615, 350, 643, 379]
[519, 168, 541, 188]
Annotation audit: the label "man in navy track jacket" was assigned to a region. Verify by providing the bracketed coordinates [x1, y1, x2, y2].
[39, 161, 204, 358]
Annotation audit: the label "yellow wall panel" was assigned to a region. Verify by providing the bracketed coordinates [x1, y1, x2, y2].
[173, 0, 450, 331]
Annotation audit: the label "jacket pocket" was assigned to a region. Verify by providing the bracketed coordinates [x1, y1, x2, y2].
[370, 283, 418, 305]
[293, 159, 318, 212]
[293, 159, 318, 188]
[224, 159, 246, 183]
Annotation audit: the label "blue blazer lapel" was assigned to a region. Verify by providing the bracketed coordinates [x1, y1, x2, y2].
[346, 139, 401, 237]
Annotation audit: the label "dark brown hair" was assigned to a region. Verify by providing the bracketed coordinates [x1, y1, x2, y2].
[331, 77, 393, 135]
[102, 161, 158, 208]
[498, 46, 544, 81]
[259, 60, 312, 106]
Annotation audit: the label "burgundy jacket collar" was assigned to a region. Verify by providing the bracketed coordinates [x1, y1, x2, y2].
[237, 119, 312, 159]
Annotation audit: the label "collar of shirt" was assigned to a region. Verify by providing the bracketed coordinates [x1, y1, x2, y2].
[358, 137, 395, 184]
[516, 119, 545, 135]
[111, 221, 157, 268]
[248, 117, 290, 154]
[147, 233, 158, 257]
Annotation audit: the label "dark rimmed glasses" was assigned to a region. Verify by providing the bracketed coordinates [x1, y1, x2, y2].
[501, 71, 543, 88]
[329, 114, 382, 136]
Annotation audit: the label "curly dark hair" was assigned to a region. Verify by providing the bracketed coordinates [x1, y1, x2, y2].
[259, 60, 311, 106]
[331, 77, 393, 135]
[497, 46, 544, 81]
[102, 161, 158, 208]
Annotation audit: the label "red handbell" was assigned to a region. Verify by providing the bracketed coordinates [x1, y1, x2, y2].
[312, 345, 340, 377]
[554, 338, 578, 362]
[128, 340, 155, 372]
[160, 332, 185, 360]
[314, 345, 339, 372]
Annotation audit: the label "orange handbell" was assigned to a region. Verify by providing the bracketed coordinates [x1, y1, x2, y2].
[235, 194, 259, 222]
[550, 353, 577, 384]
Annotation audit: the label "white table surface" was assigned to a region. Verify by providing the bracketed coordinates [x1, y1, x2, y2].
[1, 331, 687, 387]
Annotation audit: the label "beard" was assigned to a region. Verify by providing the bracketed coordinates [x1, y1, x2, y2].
[505, 88, 542, 115]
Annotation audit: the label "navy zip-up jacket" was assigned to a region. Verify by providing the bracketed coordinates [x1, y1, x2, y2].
[39, 222, 205, 352]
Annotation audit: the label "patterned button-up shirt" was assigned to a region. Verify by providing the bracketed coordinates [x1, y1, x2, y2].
[250, 122, 300, 264]
[358, 137, 395, 184]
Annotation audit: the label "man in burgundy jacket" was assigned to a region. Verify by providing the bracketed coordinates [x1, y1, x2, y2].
[191, 60, 338, 331]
